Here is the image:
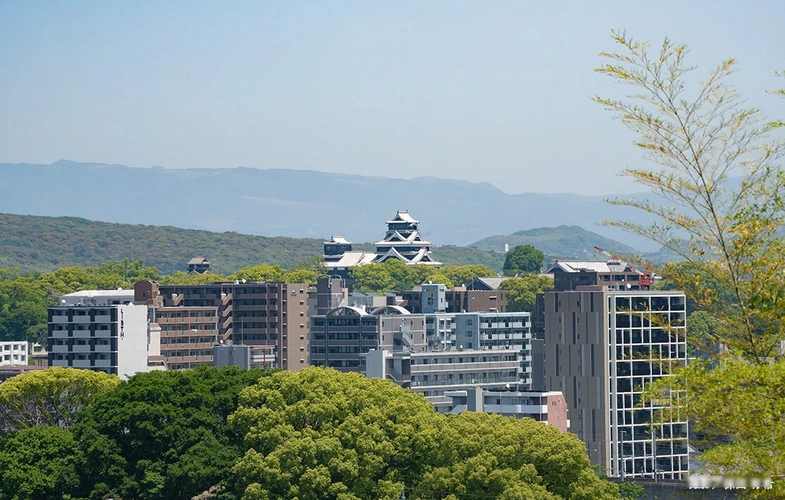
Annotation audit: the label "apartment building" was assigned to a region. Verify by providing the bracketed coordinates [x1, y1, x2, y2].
[400, 286, 507, 314]
[0, 341, 28, 366]
[310, 305, 427, 372]
[541, 286, 689, 479]
[365, 347, 525, 413]
[135, 280, 310, 371]
[47, 290, 150, 378]
[446, 387, 569, 432]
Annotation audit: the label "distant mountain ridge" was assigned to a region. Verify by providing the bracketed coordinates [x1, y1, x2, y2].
[0, 160, 660, 250]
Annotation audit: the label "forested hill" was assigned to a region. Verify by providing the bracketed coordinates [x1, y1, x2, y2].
[471, 225, 637, 259]
[0, 214, 323, 275]
[0, 214, 506, 274]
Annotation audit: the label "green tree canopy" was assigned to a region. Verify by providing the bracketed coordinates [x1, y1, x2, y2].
[439, 264, 496, 288]
[503, 245, 545, 276]
[229, 263, 287, 283]
[228, 368, 616, 499]
[0, 425, 80, 500]
[0, 367, 119, 433]
[500, 275, 554, 315]
[74, 366, 270, 500]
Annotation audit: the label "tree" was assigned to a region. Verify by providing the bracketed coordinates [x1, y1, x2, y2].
[74, 366, 269, 500]
[228, 368, 616, 499]
[500, 275, 554, 314]
[595, 31, 785, 487]
[503, 245, 544, 276]
[0, 367, 119, 433]
[440, 265, 497, 288]
[229, 264, 286, 283]
[161, 270, 229, 285]
[350, 263, 396, 293]
[595, 31, 785, 362]
[0, 426, 80, 500]
[686, 310, 719, 358]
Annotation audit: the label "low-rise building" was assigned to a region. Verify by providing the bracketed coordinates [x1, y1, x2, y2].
[446, 387, 569, 432]
[0, 341, 28, 366]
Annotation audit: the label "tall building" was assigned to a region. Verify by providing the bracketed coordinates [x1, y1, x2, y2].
[48, 290, 151, 378]
[135, 280, 310, 371]
[541, 286, 689, 479]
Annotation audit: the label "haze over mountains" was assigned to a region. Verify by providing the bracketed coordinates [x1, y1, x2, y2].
[0, 160, 659, 251]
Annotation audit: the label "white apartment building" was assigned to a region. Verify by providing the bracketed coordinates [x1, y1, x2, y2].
[446, 387, 569, 432]
[47, 290, 150, 379]
[0, 341, 28, 366]
[365, 347, 525, 413]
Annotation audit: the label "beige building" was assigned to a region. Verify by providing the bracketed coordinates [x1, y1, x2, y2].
[135, 280, 310, 371]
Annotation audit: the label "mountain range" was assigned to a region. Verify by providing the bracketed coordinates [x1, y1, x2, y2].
[0, 160, 661, 251]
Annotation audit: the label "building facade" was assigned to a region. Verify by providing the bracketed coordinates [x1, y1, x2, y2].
[446, 387, 569, 432]
[135, 280, 310, 371]
[541, 286, 689, 479]
[0, 341, 28, 366]
[310, 305, 427, 372]
[47, 290, 150, 378]
[365, 347, 526, 413]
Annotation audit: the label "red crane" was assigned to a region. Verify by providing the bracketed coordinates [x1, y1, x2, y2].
[593, 246, 654, 288]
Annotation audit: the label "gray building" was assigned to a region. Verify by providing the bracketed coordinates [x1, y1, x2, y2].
[542, 286, 689, 479]
[310, 305, 427, 372]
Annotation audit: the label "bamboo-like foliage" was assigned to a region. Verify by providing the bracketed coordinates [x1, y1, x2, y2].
[595, 32, 785, 489]
[594, 30, 785, 364]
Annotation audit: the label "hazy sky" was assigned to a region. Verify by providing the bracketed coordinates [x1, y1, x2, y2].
[1, 1, 783, 195]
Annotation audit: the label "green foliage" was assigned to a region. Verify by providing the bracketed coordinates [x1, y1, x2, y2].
[0, 426, 80, 500]
[0, 272, 51, 343]
[0, 367, 120, 433]
[686, 310, 719, 358]
[646, 359, 785, 497]
[229, 264, 287, 283]
[160, 271, 230, 285]
[229, 368, 615, 499]
[595, 30, 785, 363]
[503, 244, 545, 276]
[74, 366, 270, 500]
[595, 30, 785, 487]
[439, 265, 496, 288]
[429, 246, 505, 271]
[350, 263, 493, 294]
[618, 481, 646, 499]
[0, 213, 326, 275]
[500, 275, 554, 314]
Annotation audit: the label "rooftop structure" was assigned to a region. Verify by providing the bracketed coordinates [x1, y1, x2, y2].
[324, 210, 442, 279]
[187, 257, 211, 274]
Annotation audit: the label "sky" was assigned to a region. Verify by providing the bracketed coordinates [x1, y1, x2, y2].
[1, 1, 783, 196]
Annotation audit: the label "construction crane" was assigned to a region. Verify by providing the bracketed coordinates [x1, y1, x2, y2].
[593, 246, 654, 288]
